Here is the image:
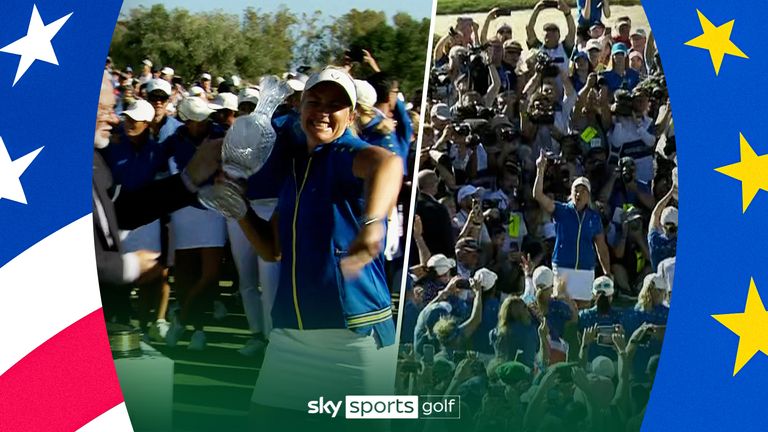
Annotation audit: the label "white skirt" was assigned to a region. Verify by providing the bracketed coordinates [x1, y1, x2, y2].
[251, 328, 397, 411]
[552, 266, 595, 301]
[170, 205, 227, 250]
[120, 219, 161, 253]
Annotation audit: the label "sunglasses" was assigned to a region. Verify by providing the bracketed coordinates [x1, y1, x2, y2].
[148, 93, 169, 103]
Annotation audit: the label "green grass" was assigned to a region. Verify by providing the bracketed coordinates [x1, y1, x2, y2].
[437, 0, 642, 15]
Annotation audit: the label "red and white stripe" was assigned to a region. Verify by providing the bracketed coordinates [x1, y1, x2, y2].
[0, 215, 133, 431]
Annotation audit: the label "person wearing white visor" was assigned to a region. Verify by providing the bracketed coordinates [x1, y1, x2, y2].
[522, 265, 575, 364]
[163, 96, 228, 352]
[146, 78, 182, 144]
[534, 151, 612, 308]
[470, 268, 502, 362]
[238, 66, 403, 428]
[577, 276, 624, 363]
[635, 273, 668, 323]
[212, 92, 238, 127]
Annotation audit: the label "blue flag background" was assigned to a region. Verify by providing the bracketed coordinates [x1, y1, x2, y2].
[0, 1, 123, 267]
[643, 0, 768, 430]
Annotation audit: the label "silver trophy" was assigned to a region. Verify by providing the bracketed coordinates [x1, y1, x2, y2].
[199, 76, 294, 218]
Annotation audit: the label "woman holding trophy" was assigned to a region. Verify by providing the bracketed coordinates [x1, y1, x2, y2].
[199, 67, 403, 427]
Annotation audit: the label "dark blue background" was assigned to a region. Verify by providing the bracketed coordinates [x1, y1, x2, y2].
[643, 1, 768, 430]
[0, 1, 123, 267]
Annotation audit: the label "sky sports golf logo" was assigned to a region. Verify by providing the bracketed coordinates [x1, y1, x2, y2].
[307, 396, 461, 419]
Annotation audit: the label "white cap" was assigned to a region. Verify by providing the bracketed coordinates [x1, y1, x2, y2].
[213, 92, 238, 111]
[238, 87, 260, 105]
[354, 79, 377, 108]
[231, 75, 241, 87]
[572, 177, 592, 194]
[426, 254, 456, 276]
[660, 206, 678, 226]
[178, 97, 218, 122]
[585, 39, 602, 51]
[160, 66, 174, 76]
[643, 273, 668, 291]
[473, 268, 498, 291]
[201, 73, 212, 81]
[287, 75, 307, 92]
[142, 59, 153, 67]
[590, 356, 616, 379]
[122, 99, 155, 122]
[532, 266, 554, 289]
[147, 78, 171, 96]
[304, 67, 357, 109]
[431, 103, 452, 121]
[188, 86, 205, 97]
[592, 276, 614, 297]
[457, 185, 479, 203]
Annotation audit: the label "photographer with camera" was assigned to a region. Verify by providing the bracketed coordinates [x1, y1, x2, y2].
[607, 89, 656, 183]
[606, 205, 652, 298]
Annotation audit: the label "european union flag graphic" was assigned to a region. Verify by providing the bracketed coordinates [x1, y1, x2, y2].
[0, 2, 130, 431]
[643, 1, 768, 430]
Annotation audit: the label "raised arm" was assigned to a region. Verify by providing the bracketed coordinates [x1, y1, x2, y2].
[412, 215, 432, 265]
[482, 63, 502, 107]
[560, 0, 577, 53]
[433, 34, 452, 65]
[459, 280, 485, 337]
[603, 0, 612, 18]
[649, 186, 675, 232]
[533, 149, 556, 214]
[526, 2, 546, 48]
[480, 8, 499, 45]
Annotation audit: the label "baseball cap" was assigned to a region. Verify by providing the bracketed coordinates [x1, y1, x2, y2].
[661, 206, 678, 226]
[590, 356, 616, 379]
[142, 59, 152, 68]
[503, 40, 523, 52]
[238, 87, 260, 105]
[125, 66, 133, 73]
[590, 22, 606, 31]
[643, 273, 668, 291]
[354, 79, 377, 108]
[213, 92, 238, 111]
[473, 268, 498, 291]
[490, 116, 515, 130]
[611, 42, 629, 56]
[631, 28, 647, 38]
[430, 103, 452, 121]
[178, 97, 219, 122]
[426, 254, 456, 276]
[188, 86, 205, 97]
[585, 39, 603, 52]
[122, 99, 154, 122]
[571, 176, 592, 194]
[543, 23, 559, 32]
[497, 23, 512, 33]
[457, 184, 479, 203]
[456, 237, 480, 252]
[495, 362, 531, 385]
[287, 74, 308, 92]
[532, 266, 554, 289]
[592, 276, 614, 297]
[304, 66, 357, 109]
[147, 78, 171, 96]
[617, 17, 631, 27]
[200, 73, 212, 81]
[160, 66, 174, 76]
[629, 50, 644, 61]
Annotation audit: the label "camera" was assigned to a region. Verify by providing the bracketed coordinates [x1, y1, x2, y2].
[535, 52, 563, 78]
[345, 46, 365, 63]
[452, 122, 471, 136]
[529, 97, 555, 125]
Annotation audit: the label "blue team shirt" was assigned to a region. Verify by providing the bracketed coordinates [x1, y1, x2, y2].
[579, 306, 625, 361]
[359, 99, 412, 175]
[601, 68, 641, 93]
[472, 297, 501, 355]
[100, 131, 169, 192]
[577, 0, 604, 26]
[552, 201, 604, 270]
[489, 318, 540, 368]
[270, 129, 395, 346]
[648, 230, 677, 269]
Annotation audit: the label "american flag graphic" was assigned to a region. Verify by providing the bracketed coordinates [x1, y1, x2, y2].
[0, 2, 132, 431]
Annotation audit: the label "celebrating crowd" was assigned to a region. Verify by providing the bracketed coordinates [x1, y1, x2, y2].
[398, 1, 677, 430]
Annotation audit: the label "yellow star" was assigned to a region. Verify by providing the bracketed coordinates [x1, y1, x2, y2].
[713, 278, 768, 376]
[684, 9, 748, 75]
[714, 133, 768, 213]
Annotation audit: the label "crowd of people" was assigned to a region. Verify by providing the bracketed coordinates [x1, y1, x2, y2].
[100, 48, 419, 361]
[398, 1, 677, 430]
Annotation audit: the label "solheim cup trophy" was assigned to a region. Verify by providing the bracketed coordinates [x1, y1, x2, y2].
[199, 76, 294, 218]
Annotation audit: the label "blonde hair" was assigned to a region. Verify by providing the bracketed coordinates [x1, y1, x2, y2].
[636, 280, 661, 312]
[433, 317, 458, 344]
[355, 104, 395, 135]
[497, 296, 531, 336]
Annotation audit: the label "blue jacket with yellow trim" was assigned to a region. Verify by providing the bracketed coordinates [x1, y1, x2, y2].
[270, 129, 395, 346]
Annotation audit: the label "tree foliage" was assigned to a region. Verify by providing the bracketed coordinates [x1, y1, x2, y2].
[109, 5, 430, 94]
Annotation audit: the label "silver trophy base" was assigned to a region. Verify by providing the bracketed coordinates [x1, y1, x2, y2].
[198, 179, 247, 219]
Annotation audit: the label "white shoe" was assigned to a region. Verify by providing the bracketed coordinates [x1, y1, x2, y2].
[188, 330, 207, 351]
[212, 300, 228, 320]
[165, 319, 185, 347]
[238, 338, 267, 357]
[149, 319, 170, 342]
